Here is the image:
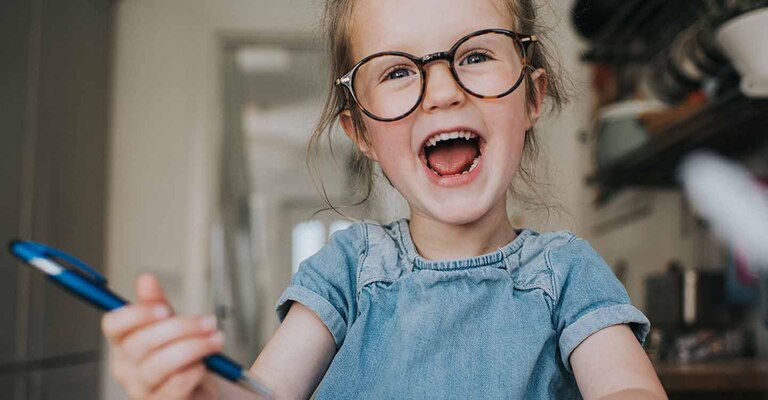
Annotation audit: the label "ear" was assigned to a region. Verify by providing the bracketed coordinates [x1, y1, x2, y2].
[526, 68, 548, 130]
[340, 109, 379, 161]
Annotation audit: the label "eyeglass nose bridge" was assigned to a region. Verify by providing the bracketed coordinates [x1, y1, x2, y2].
[417, 51, 451, 65]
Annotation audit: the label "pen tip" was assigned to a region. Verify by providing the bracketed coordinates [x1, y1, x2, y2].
[238, 373, 274, 399]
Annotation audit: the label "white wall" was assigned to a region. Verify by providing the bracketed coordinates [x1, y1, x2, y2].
[105, 1, 320, 398]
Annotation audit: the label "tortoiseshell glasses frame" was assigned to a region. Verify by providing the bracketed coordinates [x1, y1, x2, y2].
[334, 28, 538, 122]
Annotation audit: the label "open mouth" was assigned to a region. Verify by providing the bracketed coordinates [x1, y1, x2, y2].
[419, 130, 483, 177]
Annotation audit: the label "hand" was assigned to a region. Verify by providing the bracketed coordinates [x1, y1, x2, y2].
[102, 274, 223, 399]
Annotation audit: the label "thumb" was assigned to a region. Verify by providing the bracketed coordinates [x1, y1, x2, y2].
[136, 273, 173, 312]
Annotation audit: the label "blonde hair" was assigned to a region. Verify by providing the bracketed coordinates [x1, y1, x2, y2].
[308, 0, 569, 215]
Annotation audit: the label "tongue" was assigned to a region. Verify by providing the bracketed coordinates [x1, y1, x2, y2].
[427, 140, 478, 176]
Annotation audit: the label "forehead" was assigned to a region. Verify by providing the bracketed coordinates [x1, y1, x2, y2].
[350, 0, 515, 60]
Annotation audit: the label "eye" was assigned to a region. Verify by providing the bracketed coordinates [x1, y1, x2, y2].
[382, 66, 416, 82]
[459, 51, 491, 66]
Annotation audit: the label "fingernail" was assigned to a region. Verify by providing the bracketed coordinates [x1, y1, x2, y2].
[200, 315, 217, 331]
[209, 331, 224, 345]
[153, 305, 170, 318]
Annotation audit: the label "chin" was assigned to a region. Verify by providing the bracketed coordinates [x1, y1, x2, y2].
[422, 195, 496, 226]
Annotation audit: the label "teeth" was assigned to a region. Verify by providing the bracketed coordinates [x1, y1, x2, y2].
[468, 156, 480, 172]
[435, 155, 482, 176]
[425, 130, 478, 147]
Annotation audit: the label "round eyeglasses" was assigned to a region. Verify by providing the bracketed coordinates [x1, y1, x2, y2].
[335, 28, 538, 122]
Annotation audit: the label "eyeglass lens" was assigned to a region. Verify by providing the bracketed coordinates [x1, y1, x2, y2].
[352, 32, 525, 120]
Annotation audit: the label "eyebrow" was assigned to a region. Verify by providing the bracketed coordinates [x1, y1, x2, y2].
[356, 28, 487, 60]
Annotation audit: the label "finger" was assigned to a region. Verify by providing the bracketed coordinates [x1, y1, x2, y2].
[122, 314, 218, 363]
[102, 303, 172, 343]
[139, 331, 224, 390]
[136, 273, 173, 311]
[110, 356, 150, 400]
[149, 364, 207, 400]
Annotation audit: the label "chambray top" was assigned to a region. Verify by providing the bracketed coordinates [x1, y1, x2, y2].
[276, 219, 650, 399]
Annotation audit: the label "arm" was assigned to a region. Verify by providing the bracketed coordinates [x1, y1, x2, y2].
[216, 302, 336, 399]
[221, 223, 360, 399]
[570, 324, 667, 400]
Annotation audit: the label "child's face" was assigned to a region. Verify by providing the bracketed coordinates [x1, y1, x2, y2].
[341, 0, 545, 225]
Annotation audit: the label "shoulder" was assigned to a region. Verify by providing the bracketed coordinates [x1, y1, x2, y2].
[512, 230, 613, 299]
[355, 219, 412, 286]
[509, 229, 577, 296]
[303, 218, 405, 281]
[289, 220, 368, 286]
[276, 221, 369, 347]
[542, 234, 619, 299]
[309, 219, 371, 265]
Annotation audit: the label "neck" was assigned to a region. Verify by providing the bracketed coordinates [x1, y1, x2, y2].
[408, 199, 517, 261]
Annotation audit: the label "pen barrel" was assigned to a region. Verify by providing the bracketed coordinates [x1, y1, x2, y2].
[51, 270, 128, 311]
[203, 354, 243, 381]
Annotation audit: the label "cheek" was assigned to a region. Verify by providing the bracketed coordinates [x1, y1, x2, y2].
[365, 120, 414, 170]
[483, 94, 529, 149]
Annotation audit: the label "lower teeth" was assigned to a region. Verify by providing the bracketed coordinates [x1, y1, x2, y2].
[463, 156, 480, 174]
[430, 156, 481, 176]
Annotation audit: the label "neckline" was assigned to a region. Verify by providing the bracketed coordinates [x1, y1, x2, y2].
[394, 219, 534, 271]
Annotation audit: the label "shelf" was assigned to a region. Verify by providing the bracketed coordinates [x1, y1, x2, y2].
[588, 91, 768, 204]
[654, 359, 768, 392]
[578, 0, 702, 63]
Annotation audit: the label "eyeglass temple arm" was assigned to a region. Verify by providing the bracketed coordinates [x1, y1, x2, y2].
[335, 76, 351, 86]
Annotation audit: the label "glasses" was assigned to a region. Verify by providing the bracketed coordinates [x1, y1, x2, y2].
[335, 28, 538, 122]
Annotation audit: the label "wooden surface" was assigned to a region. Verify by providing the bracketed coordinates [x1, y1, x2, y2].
[654, 359, 768, 392]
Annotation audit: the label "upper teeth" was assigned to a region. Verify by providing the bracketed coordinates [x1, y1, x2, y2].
[426, 131, 477, 147]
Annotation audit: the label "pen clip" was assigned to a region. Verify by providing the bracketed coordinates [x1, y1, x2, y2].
[12, 241, 107, 285]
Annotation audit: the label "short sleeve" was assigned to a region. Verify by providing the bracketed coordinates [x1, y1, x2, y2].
[275, 223, 364, 349]
[548, 238, 650, 373]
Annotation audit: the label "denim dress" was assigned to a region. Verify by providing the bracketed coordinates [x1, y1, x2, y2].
[276, 219, 650, 399]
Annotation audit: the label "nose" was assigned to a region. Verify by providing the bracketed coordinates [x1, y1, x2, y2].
[420, 62, 466, 113]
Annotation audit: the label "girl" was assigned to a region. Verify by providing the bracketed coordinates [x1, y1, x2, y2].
[102, 0, 667, 398]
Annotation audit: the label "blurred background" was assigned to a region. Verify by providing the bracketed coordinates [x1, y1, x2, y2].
[1, 0, 767, 399]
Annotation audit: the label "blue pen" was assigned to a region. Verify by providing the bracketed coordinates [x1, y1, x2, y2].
[8, 240, 274, 399]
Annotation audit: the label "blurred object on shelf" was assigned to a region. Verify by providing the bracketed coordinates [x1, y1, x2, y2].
[715, 7, 768, 98]
[761, 272, 768, 327]
[591, 63, 619, 107]
[725, 247, 760, 305]
[644, 23, 727, 104]
[594, 99, 667, 167]
[679, 152, 768, 268]
[646, 326, 755, 364]
[688, 19, 731, 78]
[672, 328, 754, 364]
[644, 327, 664, 362]
[679, 154, 768, 327]
[646, 263, 741, 329]
[640, 91, 707, 134]
[572, 0, 699, 63]
[571, 0, 641, 42]
[575, 0, 767, 107]
[588, 91, 768, 204]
